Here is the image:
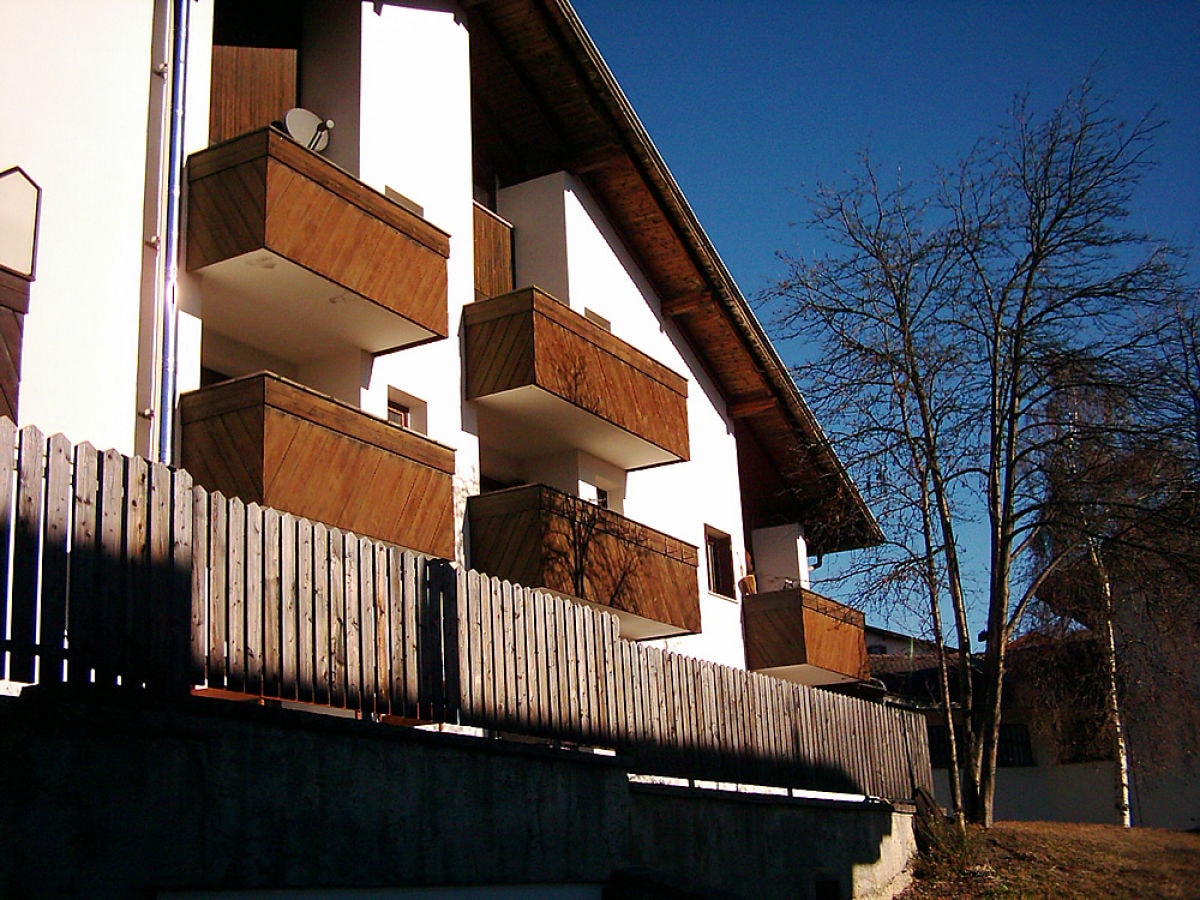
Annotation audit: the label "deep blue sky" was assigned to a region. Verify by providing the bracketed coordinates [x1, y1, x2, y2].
[571, 1, 1200, 633]
[572, 0, 1200, 295]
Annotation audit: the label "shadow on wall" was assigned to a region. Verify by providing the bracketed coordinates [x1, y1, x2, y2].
[0, 689, 912, 900]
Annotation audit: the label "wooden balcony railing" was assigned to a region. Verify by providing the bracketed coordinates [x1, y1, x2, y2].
[463, 287, 689, 470]
[742, 587, 868, 685]
[0, 419, 932, 802]
[187, 128, 449, 360]
[180, 372, 455, 559]
[467, 484, 700, 639]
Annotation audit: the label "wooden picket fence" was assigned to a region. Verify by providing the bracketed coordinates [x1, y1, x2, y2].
[0, 422, 932, 800]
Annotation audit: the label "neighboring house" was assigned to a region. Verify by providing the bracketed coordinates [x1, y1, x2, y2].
[868, 626, 1199, 829]
[1, 0, 879, 683]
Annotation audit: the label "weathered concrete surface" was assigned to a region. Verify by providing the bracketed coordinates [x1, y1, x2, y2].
[624, 784, 915, 899]
[0, 689, 915, 899]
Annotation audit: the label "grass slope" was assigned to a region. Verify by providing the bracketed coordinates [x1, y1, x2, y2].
[900, 820, 1200, 899]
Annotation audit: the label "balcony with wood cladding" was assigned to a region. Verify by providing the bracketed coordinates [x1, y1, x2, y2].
[467, 484, 700, 640]
[180, 372, 455, 559]
[464, 287, 689, 471]
[186, 128, 450, 365]
[742, 588, 868, 686]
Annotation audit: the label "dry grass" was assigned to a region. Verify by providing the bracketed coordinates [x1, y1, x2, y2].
[899, 820, 1200, 899]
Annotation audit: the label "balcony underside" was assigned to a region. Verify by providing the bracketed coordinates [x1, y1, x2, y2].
[180, 372, 456, 559]
[464, 288, 689, 471]
[468, 484, 700, 639]
[742, 588, 867, 686]
[187, 128, 450, 362]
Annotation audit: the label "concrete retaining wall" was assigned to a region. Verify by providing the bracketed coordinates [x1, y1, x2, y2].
[0, 690, 915, 899]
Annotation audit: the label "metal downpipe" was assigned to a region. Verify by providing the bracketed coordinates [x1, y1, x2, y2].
[157, 0, 190, 464]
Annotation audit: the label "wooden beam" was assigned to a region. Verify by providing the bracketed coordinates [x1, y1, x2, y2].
[660, 291, 708, 317]
[729, 395, 778, 419]
[568, 143, 625, 174]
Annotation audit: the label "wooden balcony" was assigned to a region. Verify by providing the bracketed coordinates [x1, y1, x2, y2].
[467, 484, 700, 639]
[186, 128, 449, 364]
[463, 288, 689, 471]
[742, 588, 868, 686]
[180, 372, 455, 558]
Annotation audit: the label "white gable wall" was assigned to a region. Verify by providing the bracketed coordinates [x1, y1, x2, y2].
[1, 0, 159, 454]
[499, 171, 749, 667]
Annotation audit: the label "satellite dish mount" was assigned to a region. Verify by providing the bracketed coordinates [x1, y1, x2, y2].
[280, 108, 335, 152]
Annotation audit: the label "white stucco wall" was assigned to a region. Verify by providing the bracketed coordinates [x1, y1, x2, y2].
[752, 524, 812, 591]
[0, 0, 159, 454]
[498, 172, 749, 668]
[352, 1, 479, 565]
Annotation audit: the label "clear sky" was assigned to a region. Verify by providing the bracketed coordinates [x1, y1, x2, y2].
[571, 0, 1200, 295]
[570, 0, 1200, 633]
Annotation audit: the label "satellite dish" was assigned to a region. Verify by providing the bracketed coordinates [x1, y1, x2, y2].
[282, 108, 334, 152]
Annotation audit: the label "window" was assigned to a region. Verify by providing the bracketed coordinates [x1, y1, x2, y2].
[705, 526, 735, 598]
[387, 398, 410, 428]
[386, 387, 427, 433]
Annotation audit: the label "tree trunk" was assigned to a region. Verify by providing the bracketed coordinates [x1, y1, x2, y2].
[1089, 539, 1132, 827]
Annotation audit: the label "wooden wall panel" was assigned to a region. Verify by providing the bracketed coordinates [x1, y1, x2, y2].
[209, 46, 297, 145]
[463, 288, 689, 461]
[180, 373, 455, 559]
[473, 202, 514, 301]
[0, 269, 30, 422]
[0, 306, 24, 423]
[187, 129, 450, 340]
[467, 484, 700, 636]
[743, 587, 867, 680]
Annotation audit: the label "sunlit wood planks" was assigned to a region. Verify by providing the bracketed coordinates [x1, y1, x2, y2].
[180, 372, 455, 559]
[467, 483, 700, 636]
[464, 287, 689, 464]
[187, 127, 450, 342]
[743, 587, 869, 681]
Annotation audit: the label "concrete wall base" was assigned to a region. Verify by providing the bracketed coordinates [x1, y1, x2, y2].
[0, 689, 916, 899]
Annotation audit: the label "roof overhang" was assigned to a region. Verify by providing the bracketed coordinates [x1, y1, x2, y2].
[466, 0, 882, 554]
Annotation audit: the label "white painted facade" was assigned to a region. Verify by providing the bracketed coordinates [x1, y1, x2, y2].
[1, 0, 159, 454]
[1, 0, 838, 672]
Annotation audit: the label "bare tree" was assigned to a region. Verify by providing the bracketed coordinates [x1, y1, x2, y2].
[769, 79, 1187, 825]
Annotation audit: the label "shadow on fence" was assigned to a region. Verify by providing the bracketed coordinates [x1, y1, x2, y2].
[0, 421, 932, 802]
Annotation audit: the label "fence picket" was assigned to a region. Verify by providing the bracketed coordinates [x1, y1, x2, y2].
[263, 507, 282, 698]
[313, 523, 331, 706]
[69, 442, 99, 686]
[0, 418, 14, 680]
[10, 426, 45, 682]
[226, 499, 245, 692]
[189, 485, 208, 686]
[168, 467, 193, 691]
[328, 527, 346, 708]
[146, 461, 173, 687]
[297, 518, 314, 704]
[342, 530, 360, 710]
[38, 433, 71, 685]
[280, 514, 298, 702]
[244, 502, 263, 694]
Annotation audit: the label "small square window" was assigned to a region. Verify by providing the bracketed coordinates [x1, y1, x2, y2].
[387, 398, 411, 428]
[705, 526, 735, 598]
[386, 386, 427, 433]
